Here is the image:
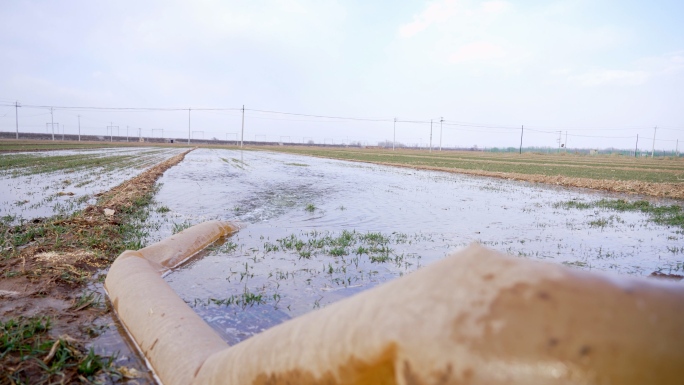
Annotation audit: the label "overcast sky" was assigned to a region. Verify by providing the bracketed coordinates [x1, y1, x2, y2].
[1, 0, 683, 151]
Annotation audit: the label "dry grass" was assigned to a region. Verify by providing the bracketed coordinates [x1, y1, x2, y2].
[263, 147, 684, 200]
[0, 139, 189, 153]
[0, 148, 193, 384]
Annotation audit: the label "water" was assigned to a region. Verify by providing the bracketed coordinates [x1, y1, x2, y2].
[135, 148, 683, 344]
[0, 147, 185, 222]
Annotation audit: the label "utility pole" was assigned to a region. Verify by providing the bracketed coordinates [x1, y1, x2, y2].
[107, 123, 119, 142]
[393, 118, 396, 151]
[634, 134, 639, 158]
[429, 119, 433, 153]
[651, 126, 657, 158]
[51, 107, 55, 141]
[676, 139, 679, 157]
[14, 101, 19, 139]
[439, 117, 443, 151]
[557, 131, 562, 153]
[188, 108, 191, 145]
[240, 105, 245, 148]
[565, 131, 568, 152]
[78, 115, 81, 141]
[126, 126, 129, 142]
[519, 125, 524, 154]
[139, 127, 142, 142]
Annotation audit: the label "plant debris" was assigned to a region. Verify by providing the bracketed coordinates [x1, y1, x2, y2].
[0, 148, 193, 383]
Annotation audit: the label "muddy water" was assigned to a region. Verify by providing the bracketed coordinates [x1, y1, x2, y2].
[140, 148, 682, 344]
[0, 147, 185, 222]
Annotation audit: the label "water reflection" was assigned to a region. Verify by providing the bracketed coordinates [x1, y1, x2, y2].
[140, 148, 683, 344]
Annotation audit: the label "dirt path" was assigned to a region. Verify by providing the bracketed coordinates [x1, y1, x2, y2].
[0, 149, 193, 384]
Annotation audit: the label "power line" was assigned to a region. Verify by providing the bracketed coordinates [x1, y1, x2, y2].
[246, 108, 391, 122]
[566, 133, 635, 139]
[0, 103, 241, 112]
[3, 101, 681, 132]
[244, 114, 348, 123]
[1, 100, 680, 146]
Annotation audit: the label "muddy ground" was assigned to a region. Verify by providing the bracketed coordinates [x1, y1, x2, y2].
[0, 149, 192, 384]
[1, 145, 682, 384]
[262, 147, 684, 200]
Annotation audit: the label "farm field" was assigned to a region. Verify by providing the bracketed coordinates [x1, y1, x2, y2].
[0, 145, 191, 383]
[0, 139, 152, 153]
[0, 147, 187, 223]
[1, 143, 683, 383]
[263, 146, 684, 199]
[135, 148, 683, 346]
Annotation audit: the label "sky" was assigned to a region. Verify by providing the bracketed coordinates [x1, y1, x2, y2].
[1, 0, 683, 151]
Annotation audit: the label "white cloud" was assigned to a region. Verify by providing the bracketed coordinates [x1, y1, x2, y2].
[639, 51, 684, 74]
[570, 70, 650, 87]
[566, 51, 684, 87]
[449, 41, 505, 63]
[1, 1, 683, 148]
[398, 0, 460, 38]
[398, 0, 511, 38]
[668, 53, 684, 72]
[549, 68, 572, 76]
[481, 1, 510, 13]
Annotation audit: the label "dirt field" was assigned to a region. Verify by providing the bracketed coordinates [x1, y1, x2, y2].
[1, 140, 682, 383]
[262, 146, 684, 200]
[0, 146, 192, 383]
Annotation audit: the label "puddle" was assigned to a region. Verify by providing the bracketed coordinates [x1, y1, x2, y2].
[134, 148, 683, 345]
[0, 147, 186, 223]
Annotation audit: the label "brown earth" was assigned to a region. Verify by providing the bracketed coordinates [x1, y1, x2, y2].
[263, 147, 683, 200]
[330, 158, 684, 200]
[0, 149, 193, 384]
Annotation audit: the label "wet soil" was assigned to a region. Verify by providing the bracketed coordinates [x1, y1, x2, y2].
[0, 149, 193, 384]
[286, 153, 684, 200]
[0, 147, 184, 221]
[4, 146, 679, 383]
[133, 149, 683, 345]
[259, 146, 684, 198]
[371, 161, 684, 200]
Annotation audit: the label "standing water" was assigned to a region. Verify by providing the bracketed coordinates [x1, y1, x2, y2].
[133, 148, 682, 344]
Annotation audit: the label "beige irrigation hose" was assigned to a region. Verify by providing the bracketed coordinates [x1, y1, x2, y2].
[105, 220, 237, 385]
[106, 222, 684, 385]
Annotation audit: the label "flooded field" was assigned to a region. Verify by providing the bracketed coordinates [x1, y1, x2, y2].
[135, 148, 683, 344]
[0, 147, 186, 223]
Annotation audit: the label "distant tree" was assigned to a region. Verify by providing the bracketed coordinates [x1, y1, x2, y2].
[377, 140, 405, 148]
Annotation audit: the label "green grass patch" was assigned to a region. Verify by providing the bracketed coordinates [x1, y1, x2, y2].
[263, 147, 684, 184]
[171, 220, 193, 234]
[0, 317, 120, 383]
[0, 140, 191, 153]
[556, 198, 684, 228]
[156, 205, 171, 213]
[0, 182, 167, 284]
[200, 288, 267, 309]
[275, 230, 397, 263]
[553, 201, 592, 210]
